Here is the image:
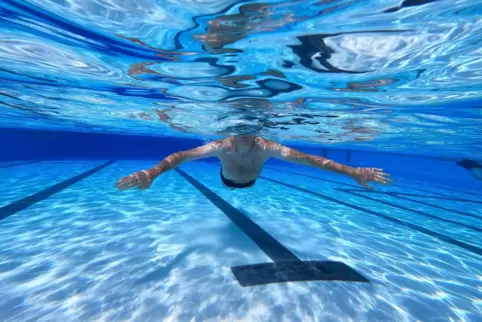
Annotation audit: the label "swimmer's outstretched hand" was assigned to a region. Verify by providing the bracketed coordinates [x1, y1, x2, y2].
[116, 170, 154, 190]
[351, 167, 392, 190]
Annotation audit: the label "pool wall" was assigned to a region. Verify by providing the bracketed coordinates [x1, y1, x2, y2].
[1, 128, 481, 191]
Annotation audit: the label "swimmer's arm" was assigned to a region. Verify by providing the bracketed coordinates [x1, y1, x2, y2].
[267, 142, 355, 176]
[265, 141, 392, 189]
[147, 141, 223, 179]
[116, 140, 224, 191]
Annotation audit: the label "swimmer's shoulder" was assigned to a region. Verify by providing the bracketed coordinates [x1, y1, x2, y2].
[254, 137, 281, 155]
[208, 138, 233, 154]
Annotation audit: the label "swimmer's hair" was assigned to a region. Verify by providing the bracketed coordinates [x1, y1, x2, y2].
[217, 123, 264, 136]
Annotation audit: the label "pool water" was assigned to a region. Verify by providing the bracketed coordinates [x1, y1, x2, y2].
[1, 0, 482, 320]
[0, 159, 480, 321]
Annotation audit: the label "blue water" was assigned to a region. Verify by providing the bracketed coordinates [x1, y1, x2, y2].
[1, 0, 482, 321]
[0, 159, 481, 321]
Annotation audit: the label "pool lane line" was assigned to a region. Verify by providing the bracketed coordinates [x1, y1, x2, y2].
[201, 159, 482, 228]
[0, 161, 40, 168]
[0, 160, 115, 221]
[177, 168, 298, 262]
[263, 165, 482, 202]
[396, 178, 482, 198]
[337, 189, 482, 220]
[261, 164, 482, 205]
[175, 168, 369, 287]
[260, 175, 482, 257]
[200, 160, 481, 205]
[201, 159, 471, 200]
[390, 193, 482, 219]
[341, 190, 482, 233]
[340, 190, 482, 205]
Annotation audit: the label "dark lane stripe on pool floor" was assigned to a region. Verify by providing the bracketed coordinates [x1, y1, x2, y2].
[342, 190, 482, 232]
[201, 161, 482, 211]
[397, 179, 482, 198]
[0, 160, 115, 221]
[175, 168, 370, 286]
[337, 189, 482, 220]
[201, 159, 482, 200]
[263, 165, 482, 203]
[176, 168, 300, 262]
[0, 161, 39, 169]
[260, 176, 482, 257]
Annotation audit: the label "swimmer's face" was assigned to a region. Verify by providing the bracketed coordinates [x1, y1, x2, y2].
[235, 135, 255, 145]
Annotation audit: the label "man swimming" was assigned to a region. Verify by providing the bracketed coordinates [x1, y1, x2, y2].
[115, 135, 392, 191]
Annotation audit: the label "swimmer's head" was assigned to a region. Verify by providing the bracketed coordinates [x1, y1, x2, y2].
[235, 134, 255, 145]
[219, 123, 263, 139]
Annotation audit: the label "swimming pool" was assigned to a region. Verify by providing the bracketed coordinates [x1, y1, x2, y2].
[1, 0, 482, 320]
[1, 155, 480, 321]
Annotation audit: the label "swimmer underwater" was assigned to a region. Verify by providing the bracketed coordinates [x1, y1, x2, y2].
[116, 135, 392, 191]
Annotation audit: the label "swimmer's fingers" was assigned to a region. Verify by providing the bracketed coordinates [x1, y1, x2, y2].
[360, 182, 373, 190]
[374, 174, 393, 185]
[131, 171, 153, 190]
[371, 168, 390, 176]
[116, 174, 141, 190]
[352, 167, 393, 189]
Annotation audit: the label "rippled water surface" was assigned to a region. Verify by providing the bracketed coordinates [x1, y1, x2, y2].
[1, 0, 481, 156]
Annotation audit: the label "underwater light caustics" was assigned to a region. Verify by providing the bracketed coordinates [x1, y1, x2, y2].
[0, 0, 481, 157]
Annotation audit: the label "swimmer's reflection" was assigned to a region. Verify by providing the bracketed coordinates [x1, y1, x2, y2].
[195, 2, 306, 54]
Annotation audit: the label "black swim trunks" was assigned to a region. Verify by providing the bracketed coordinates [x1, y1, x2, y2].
[220, 168, 256, 188]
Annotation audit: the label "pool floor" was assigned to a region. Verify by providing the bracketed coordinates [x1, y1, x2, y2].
[0, 160, 481, 321]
